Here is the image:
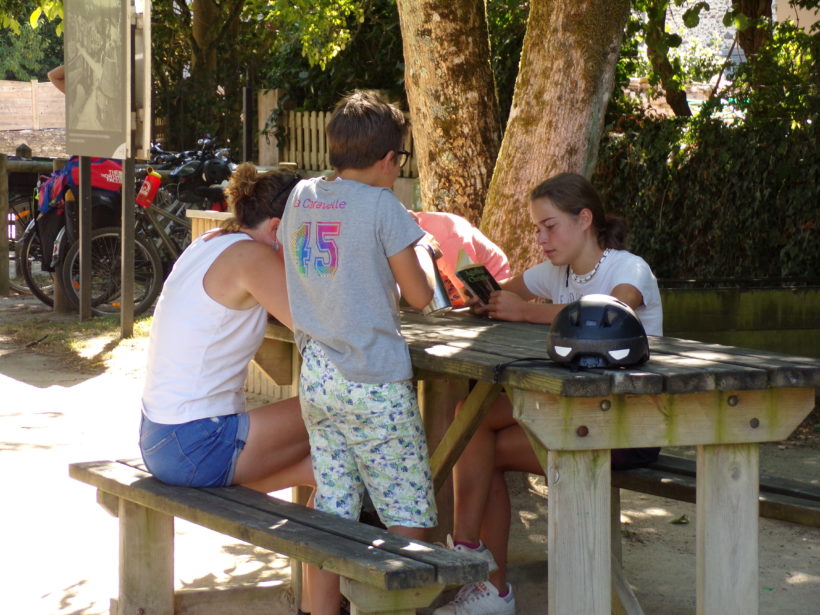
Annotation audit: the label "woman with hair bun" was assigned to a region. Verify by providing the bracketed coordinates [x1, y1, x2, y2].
[139, 163, 313, 494]
[433, 172, 663, 615]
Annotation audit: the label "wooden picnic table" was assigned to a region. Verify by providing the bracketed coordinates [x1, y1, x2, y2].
[262, 310, 819, 615]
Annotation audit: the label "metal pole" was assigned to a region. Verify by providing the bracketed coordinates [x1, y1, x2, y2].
[79, 156, 92, 320]
[243, 68, 253, 162]
[121, 157, 135, 337]
[0, 154, 9, 296]
[120, 0, 137, 338]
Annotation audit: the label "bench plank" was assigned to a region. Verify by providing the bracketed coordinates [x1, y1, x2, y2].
[612, 455, 820, 528]
[649, 454, 820, 503]
[70, 460, 487, 590]
[71, 461, 432, 590]
[115, 459, 486, 583]
[199, 484, 485, 585]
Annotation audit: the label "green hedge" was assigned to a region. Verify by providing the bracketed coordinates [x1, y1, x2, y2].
[592, 117, 818, 281]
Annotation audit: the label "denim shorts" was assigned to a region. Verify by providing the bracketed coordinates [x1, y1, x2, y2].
[139, 412, 250, 487]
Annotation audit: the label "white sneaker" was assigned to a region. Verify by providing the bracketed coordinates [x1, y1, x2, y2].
[444, 535, 499, 573]
[432, 581, 516, 615]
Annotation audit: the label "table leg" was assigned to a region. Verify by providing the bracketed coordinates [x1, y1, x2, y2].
[696, 443, 759, 615]
[546, 449, 611, 615]
[417, 375, 469, 543]
[427, 380, 502, 491]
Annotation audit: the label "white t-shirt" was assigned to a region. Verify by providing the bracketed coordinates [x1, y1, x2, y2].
[141, 232, 268, 424]
[522, 249, 663, 336]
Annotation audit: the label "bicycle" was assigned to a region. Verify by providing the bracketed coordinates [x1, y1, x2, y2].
[15, 182, 121, 307]
[57, 175, 195, 316]
[13, 186, 66, 305]
[6, 192, 37, 294]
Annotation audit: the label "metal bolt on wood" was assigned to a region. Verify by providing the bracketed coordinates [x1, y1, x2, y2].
[750, 418, 760, 428]
[600, 399, 611, 411]
[576, 425, 589, 437]
[728, 395, 739, 407]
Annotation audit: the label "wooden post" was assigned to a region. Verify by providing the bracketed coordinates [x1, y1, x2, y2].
[118, 499, 174, 615]
[295, 112, 304, 170]
[30, 79, 40, 130]
[242, 68, 254, 163]
[546, 448, 611, 615]
[78, 157, 92, 320]
[257, 89, 281, 167]
[341, 578, 444, 615]
[309, 111, 318, 170]
[318, 111, 328, 170]
[696, 443, 759, 615]
[0, 154, 8, 296]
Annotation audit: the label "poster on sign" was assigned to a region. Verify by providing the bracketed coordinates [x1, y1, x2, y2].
[64, 0, 129, 158]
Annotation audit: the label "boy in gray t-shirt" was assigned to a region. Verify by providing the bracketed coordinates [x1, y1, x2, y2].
[278, 90, 438, 615]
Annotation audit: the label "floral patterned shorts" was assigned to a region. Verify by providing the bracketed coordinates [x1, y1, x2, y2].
[299, 339, 437, 528]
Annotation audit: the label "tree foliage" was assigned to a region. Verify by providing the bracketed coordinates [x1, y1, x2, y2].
[0, 0, 62, 35]
[0, 2, 61, 80]
[260, 0, 405, 113]
[725, 19, 818, 123]
[594, 117, 818, 280]
[151, 0, 275, 151]
[264, 0, 368, 69]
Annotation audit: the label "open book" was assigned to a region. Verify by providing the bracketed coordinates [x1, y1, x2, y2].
[454, 250, 501, 305]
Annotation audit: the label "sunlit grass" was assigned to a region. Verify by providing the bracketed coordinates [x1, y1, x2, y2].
[0, 314, 153, 372]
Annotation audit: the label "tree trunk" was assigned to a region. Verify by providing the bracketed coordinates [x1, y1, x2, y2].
[396, 0, 501, 224]
[645, 4, 692, 117]
[192, 0, 220, 76]
[733, 0, 772, 61]
[480, 0, 630, 272]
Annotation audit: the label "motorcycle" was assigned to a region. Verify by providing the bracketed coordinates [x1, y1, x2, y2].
[166, 135, 236, 211]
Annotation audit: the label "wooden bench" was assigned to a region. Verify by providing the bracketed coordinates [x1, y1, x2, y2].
[69, 459, 489, 615]
[606, 453, 820, 614]
[611, 453, 820, 529]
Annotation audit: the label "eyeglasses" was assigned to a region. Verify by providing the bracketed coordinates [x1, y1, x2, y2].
[394, 150, 411, 169]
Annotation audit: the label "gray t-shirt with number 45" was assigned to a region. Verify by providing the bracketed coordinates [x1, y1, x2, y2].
[278, 176, 424, 384]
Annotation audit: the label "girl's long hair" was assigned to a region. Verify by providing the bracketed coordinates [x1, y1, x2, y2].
[530, 172, 627, 250]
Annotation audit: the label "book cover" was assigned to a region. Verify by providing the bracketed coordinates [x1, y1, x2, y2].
[455, 263, 501, 305]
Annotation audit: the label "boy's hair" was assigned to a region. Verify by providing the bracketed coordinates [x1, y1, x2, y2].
[531, 172, 627, 250]
[326, 90, 409, 171]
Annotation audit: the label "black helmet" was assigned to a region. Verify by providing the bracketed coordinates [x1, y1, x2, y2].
[547, 294, 650, 370]
[203, 158, 232, 184]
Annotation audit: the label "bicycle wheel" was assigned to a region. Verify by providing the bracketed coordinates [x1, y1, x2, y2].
[7, 196, 34, 293]
[18, 222, 56, 306]
[59, 226, 164, 316]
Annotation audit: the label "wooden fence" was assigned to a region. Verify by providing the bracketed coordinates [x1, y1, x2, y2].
[280, 109, 418, 178]
[0, 80, 65, 130]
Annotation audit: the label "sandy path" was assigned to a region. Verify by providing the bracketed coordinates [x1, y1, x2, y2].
[1, 294, 818, 615]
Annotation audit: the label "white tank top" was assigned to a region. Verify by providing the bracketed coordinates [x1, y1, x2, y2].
[141, 231, 268, 424]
